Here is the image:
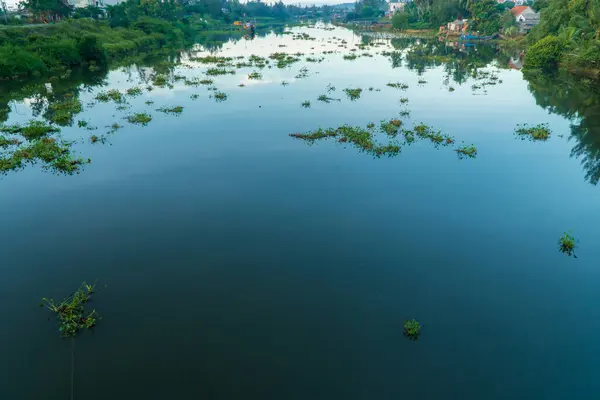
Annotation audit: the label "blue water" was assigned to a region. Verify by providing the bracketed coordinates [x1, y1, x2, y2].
[1, 24, 600, 399]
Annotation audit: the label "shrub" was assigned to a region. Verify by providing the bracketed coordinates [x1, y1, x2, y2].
[524, 36, 564, 70]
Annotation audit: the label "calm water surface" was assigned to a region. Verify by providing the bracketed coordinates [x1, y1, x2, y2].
[2, 24, 600, 399]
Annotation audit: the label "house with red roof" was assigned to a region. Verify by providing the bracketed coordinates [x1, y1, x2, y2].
[510, 6, 540, 32]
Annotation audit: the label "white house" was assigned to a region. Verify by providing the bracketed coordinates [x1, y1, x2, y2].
[388, 1, 405, 15]
[68, 0, 105, 8]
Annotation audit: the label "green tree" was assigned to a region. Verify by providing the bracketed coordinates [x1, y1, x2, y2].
[392, 11, 409, 29]
[524, 35, 564, 69]
[468, 0, 502, 34]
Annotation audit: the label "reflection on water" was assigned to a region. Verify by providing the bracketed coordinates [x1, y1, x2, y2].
[2, 23, 600, 400]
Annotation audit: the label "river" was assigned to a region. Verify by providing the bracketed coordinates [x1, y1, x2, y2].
[1, 23, 600, 399]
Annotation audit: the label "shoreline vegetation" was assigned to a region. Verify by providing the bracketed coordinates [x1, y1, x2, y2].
[0, 0, 311, 81]
[342, 0, 600, 80]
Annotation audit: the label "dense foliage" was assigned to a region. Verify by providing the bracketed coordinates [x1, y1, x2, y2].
[0, 0, 308, 79]
[527, 0, 600, 70]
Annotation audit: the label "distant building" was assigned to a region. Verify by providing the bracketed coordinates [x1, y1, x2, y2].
[388, 1, 405, 15]
[68, 0, 106, 8]
[510, 5, 540, 32]
[447, 19, 467, 33]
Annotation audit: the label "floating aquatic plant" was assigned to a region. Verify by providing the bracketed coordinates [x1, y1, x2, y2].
[190, 94, 200, 100]
[403, 319, 421, 340]
[343, 54, 358, 60]
[301, 101, 311, 108]
[48, 99, 83, 125]
[0, 135, 21, 148]
[1, 120, 60, 141]
[399, 97, 409, 104]
[418, 79, 427, 84]
[156, 106, 184, 115]
[317, 94, 339, 103]
[152, 75, 168, 87]
[41, 281, 99, 338]
[455, 144, 477, 158]
[558, 232, 576, 257]
[95, 89, 124, 103]
[206, 68, 235, 76]
[380, 119, 402, 136]
[344, 88, 362, 101]
[248, 71, 262, 80]
[515, 123, 551, 141]
[145, 100, 154, 105]
[387, 82, 409, 90]
[126, 87, 143, 97]
[0, 137, 87, 174]
[212, 92, 228, 102]
[126, 113, 152, 125]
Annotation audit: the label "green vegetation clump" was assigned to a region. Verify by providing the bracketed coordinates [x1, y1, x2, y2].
[152, 75, 169, 87]
[41, 282, 98, 338]
[343, 54, 358, 60]
[206, 68, 235, 76]
[0, 137, 86, 174]
[126, 113, 152, 125]
[399, 97, 409, 104]
[380, 119, 403, 136]
[301, 101, 311, 108]
[455, 144, 478, 158]
[269, 53, 301, 68]
[190, 94, 200, 100]
[317, 94, 339, 103]
[48, 99, 83, 125]
[403, 319, 421, 340]
[96, 89, 124, 103]
[407, 123, 455, 145]
[344, 88, 362, 101]
[558, 232, 576, 257]
[387, 82, 409, 90]
[248, 71, 262, 80]
[290, 125, 401, 157]
[524, 36, 563, 71]
[190, 55, 233, 64]
[212, 92, 227, 102]
[1, 120, 60, 141]
[157, 106, 184, 115]
[126, 87, 143, 97]
[0, 135, 21, 148]
[515, 123, 551, 141]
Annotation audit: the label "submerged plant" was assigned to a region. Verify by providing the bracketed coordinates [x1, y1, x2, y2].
[156, 106, 184, 115]
[344, 88, 362, 101]
[455, 144, 477, 158]
[558, 232, 577, 257]
[403, 319, 421, 340]
[515, 123, 551, 141]
[126, 113, 152, 125]
[41, 281, 99, 338]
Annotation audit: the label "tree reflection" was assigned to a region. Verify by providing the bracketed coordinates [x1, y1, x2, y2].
[525, 70, 600, 185]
